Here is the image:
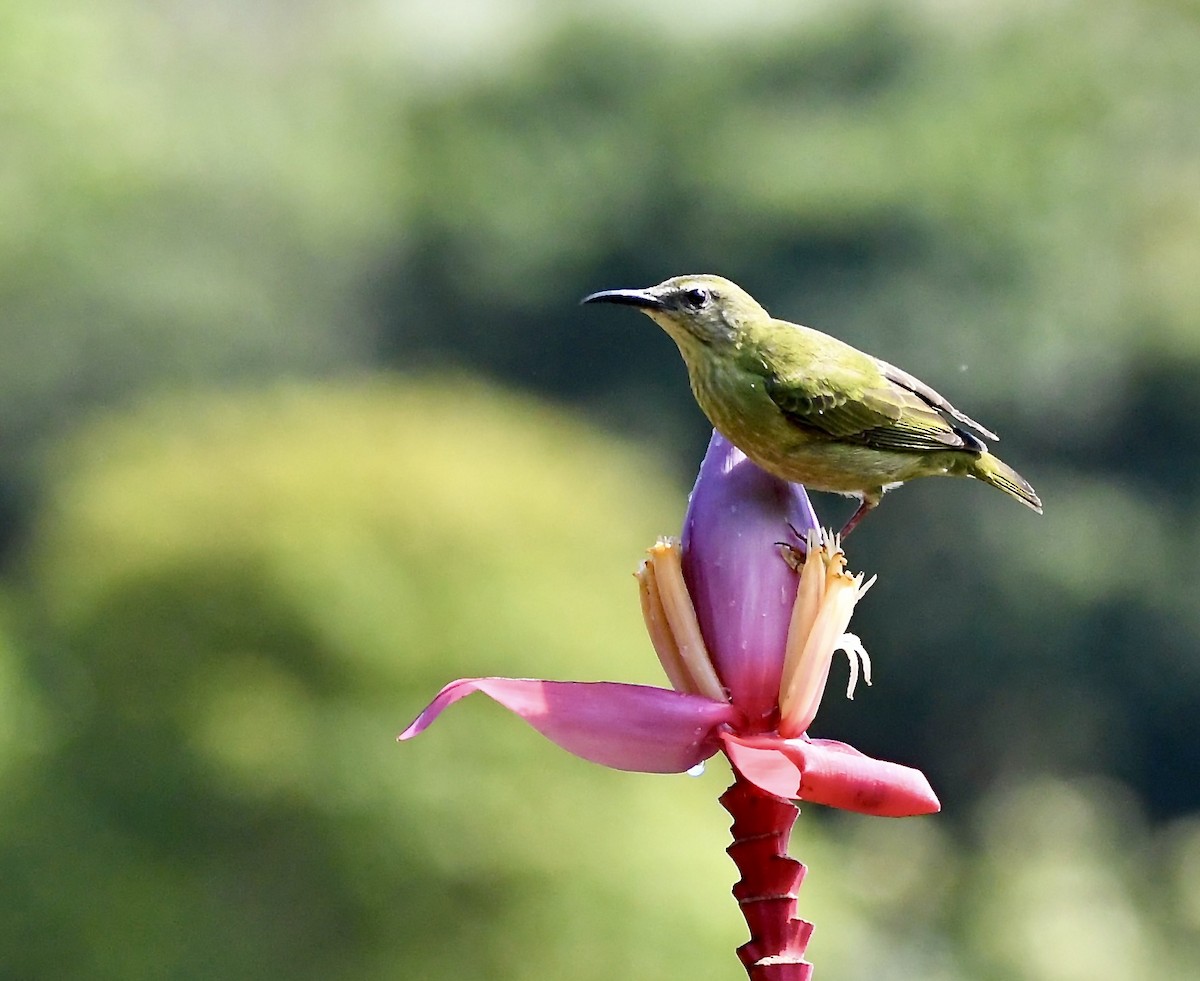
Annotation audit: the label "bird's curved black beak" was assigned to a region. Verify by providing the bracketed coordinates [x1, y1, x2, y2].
[580, 288, 666, 310]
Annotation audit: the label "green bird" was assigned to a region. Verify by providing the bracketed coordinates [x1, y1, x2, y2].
[582, 274, 1041, 536]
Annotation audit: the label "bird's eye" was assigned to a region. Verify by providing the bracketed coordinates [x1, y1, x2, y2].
[680, 287, 711, 310]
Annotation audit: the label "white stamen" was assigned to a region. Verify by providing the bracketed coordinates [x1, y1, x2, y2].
[777, 530, 875, 736]
[836, 632, 872, 699]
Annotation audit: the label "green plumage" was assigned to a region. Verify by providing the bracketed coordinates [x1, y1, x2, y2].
[583, 274, 1041, 534]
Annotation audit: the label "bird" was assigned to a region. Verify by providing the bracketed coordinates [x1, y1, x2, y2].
[581, 273, 1041, 537]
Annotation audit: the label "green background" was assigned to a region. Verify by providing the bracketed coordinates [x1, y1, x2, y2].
[3, 1, 1200, 977]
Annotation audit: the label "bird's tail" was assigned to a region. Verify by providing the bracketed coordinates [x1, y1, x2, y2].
[970, 452, 1043, 514]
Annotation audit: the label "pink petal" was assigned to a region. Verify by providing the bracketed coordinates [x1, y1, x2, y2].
[400, 677, 741, 773]
[721, 732, 940, 817]
[682, 431, 818, 727]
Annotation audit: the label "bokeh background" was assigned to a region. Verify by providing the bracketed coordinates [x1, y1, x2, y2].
[3, 0, 1200, 978]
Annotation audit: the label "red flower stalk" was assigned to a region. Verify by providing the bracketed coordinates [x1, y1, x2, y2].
[722, 775, 812, 980]
[401, 431, 938, 977]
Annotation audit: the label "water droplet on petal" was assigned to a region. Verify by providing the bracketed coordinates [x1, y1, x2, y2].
[686, 762, 706, 778]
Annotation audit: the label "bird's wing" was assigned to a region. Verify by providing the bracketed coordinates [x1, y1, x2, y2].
[757, 339, 987, 455]
[874, 358, 998, 441]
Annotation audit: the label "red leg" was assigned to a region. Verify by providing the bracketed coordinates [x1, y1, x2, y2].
[838, 499, 876, 538]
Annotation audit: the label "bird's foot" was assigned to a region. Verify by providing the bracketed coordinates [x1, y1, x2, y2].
[776, 521, 810, 571]
[778, 541, 805, 572]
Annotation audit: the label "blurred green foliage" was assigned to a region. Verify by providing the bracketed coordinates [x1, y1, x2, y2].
[4, 0, 1200, 976]
[4, 381, 734, 979]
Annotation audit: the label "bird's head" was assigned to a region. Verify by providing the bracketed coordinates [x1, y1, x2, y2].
[581, 274, 767, 353]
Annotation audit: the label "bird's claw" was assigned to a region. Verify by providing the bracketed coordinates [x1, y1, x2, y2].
[776, 521, 809, 571]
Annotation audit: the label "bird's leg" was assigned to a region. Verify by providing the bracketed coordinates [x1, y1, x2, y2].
[838, 498, 877, 539]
